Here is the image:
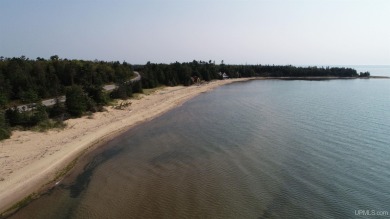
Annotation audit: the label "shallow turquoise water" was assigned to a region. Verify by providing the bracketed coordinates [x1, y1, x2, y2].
[10, 78, 390, 219]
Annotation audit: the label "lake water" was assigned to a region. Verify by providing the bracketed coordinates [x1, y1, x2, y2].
[307, 65, 390, 77]
[8, 78, 390, 219]
[344, 65, 390, 77]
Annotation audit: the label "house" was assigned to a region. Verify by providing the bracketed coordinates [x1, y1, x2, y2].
[218, 72, 229, 79]
[222, 73, 229, 79]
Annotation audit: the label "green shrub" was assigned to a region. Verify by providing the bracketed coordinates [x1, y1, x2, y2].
[65, 86, 87, 117]
[0, 111, 11, 140]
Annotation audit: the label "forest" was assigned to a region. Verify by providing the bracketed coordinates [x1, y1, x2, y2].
[0, 56, 136, 139]
[1, 57, 367, 140]
[137, 60, 363, 89]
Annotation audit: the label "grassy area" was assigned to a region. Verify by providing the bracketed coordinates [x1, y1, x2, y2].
[132, 86, 166, 100]
[112, 100, 132, 110]
[142, 86, 166, 95]
[32, 119, 67, 132]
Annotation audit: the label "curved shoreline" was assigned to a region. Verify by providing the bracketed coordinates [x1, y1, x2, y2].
[0, 78, 251, 215]
[1, 75, 387, 216]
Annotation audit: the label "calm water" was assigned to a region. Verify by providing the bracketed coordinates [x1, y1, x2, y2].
[9, 78, 390, 219]
[345, 65, 390, 77]
[308, 65, 390, 77]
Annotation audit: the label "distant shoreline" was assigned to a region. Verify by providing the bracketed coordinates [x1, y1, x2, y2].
[368, 76, 390, 79]
[254, 76, 389, 80]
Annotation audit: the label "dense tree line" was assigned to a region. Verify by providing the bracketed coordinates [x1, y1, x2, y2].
[359, 71, 370, 77]
[139, 60, 220, 88]
[0, 55, 134, 106]
[0, 57, 365, 140]
[137, 60, 360, 89]
[0, 56, 137, 140]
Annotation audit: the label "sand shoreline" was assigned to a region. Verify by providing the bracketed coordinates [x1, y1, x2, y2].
[0, 78, 251, 215]
[1, 75, 385, 215]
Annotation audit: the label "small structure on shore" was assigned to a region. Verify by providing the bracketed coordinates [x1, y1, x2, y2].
[191, 76, 201, 84]
[218, 72, 229, 79]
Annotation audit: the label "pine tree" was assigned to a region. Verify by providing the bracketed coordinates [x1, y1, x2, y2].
[0, 110, 10, 140]
[65, 86, 87, 117]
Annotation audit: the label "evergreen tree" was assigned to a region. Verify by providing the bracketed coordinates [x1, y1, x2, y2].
[0, 93, 8, 109]
[84, 85, 109, 106]
[111, 83, 132, 99]
[0, 110, 11, 140]
[48, 98, 67, 119]
[65, 86, 87, 117]
[131, 81, 143, 93]
[31, 104, 49, 125]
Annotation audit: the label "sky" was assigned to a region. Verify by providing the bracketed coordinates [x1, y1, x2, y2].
[1, 0, 389, 65]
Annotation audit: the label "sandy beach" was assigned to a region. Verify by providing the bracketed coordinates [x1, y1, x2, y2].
[0, 78, 250, 214]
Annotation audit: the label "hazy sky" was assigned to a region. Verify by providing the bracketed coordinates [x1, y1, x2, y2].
[1, 0, 389, 65]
